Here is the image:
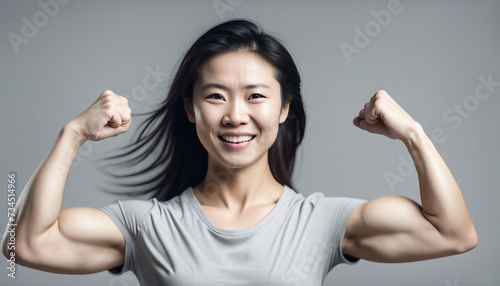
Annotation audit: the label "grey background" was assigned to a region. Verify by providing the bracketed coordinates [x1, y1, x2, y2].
[1, 0, 499, 285]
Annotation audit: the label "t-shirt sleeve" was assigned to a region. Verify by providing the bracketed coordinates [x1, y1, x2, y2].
[100, 199, 157, 275]
[321, 196, 366, 269]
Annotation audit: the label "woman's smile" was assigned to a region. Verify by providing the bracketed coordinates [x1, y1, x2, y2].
[218, 133, 257, 150]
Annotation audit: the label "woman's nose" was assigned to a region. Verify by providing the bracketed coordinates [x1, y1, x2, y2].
[221, 99, 249, 126]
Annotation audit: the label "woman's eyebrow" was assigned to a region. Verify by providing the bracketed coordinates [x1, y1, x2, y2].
[200, 83, 270, 90]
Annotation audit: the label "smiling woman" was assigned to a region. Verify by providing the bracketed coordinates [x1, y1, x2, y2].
[2, 19, 477, 285]
[102, 20, 306, 203]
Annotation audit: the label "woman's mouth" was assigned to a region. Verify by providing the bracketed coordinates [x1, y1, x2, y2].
[218, 135, 256, 143]
[218, 135, 256, 150]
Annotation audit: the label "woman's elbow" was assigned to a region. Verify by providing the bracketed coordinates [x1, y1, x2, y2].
[453, 228, 478, 254]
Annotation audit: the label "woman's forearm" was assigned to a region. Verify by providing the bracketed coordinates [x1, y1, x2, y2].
[402, 124, 477, 246]
[2, 123, 85, 251]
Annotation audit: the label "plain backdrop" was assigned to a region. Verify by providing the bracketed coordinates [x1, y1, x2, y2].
[1, 1, 499, 285]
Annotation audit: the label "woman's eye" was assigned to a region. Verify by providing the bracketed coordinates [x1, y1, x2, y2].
[249, 93, 264, 99]
[209, 94, 224, 100]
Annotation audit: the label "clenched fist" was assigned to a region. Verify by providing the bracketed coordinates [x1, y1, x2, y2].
[353, 90, 421, 141]
[71, 90, 132, 142]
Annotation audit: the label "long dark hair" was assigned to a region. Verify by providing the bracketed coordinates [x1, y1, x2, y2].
[105, 19, 306, 201]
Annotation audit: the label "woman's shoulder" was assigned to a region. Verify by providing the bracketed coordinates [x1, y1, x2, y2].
[100, 188, 189, 220]
[285, 186, 366, 209]
[100, 198, 158, 221]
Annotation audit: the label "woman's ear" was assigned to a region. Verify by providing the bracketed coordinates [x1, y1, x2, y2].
[279, 99, 291, 124]
[183, 98, 195, 123]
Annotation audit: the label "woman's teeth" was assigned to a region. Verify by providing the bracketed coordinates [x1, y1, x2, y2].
[220, 135, 254, 143]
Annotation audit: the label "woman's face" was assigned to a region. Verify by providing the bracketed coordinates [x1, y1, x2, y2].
[187, 51, 289, 169]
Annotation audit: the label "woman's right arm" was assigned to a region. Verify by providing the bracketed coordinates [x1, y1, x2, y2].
[1, 90, 131, 274]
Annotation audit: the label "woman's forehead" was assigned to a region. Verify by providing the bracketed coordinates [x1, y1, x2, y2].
[196, 51, 278, 87]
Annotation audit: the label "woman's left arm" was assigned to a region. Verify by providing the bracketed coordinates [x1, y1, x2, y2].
[343, 90, 478, 263]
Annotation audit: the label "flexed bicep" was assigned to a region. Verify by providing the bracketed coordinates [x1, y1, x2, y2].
[342, 196, 463, 263]
[16, 207, 125, 274]
[2, 90, 131, 274]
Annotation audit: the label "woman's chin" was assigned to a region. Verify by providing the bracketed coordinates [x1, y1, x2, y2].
[212, 153, 267, 170]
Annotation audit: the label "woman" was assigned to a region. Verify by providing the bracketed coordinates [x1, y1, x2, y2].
[2, 19, 477, 285]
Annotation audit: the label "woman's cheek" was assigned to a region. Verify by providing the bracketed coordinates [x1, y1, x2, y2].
[255, 105, 281, 135]
[195, 105, 217, 127]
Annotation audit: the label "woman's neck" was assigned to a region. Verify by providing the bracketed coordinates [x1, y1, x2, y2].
[193, 153, 284, 213]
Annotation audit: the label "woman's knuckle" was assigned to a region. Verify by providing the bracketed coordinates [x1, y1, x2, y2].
[123, 112, 132, 120]
[102, 100, 113, 109]
[373, 100, 384, 110]
[101, 90, 114, 96]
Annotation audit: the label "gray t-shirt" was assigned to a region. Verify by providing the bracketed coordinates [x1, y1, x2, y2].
[100, 185, 366, 285]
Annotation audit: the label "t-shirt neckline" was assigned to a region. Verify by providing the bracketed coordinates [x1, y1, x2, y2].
[186, 185, 291, 236]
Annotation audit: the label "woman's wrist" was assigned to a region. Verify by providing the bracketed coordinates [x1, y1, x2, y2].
[400, 123, 439, 168]
[400, 122, 425, 147]
[61, 121, 87, 147]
